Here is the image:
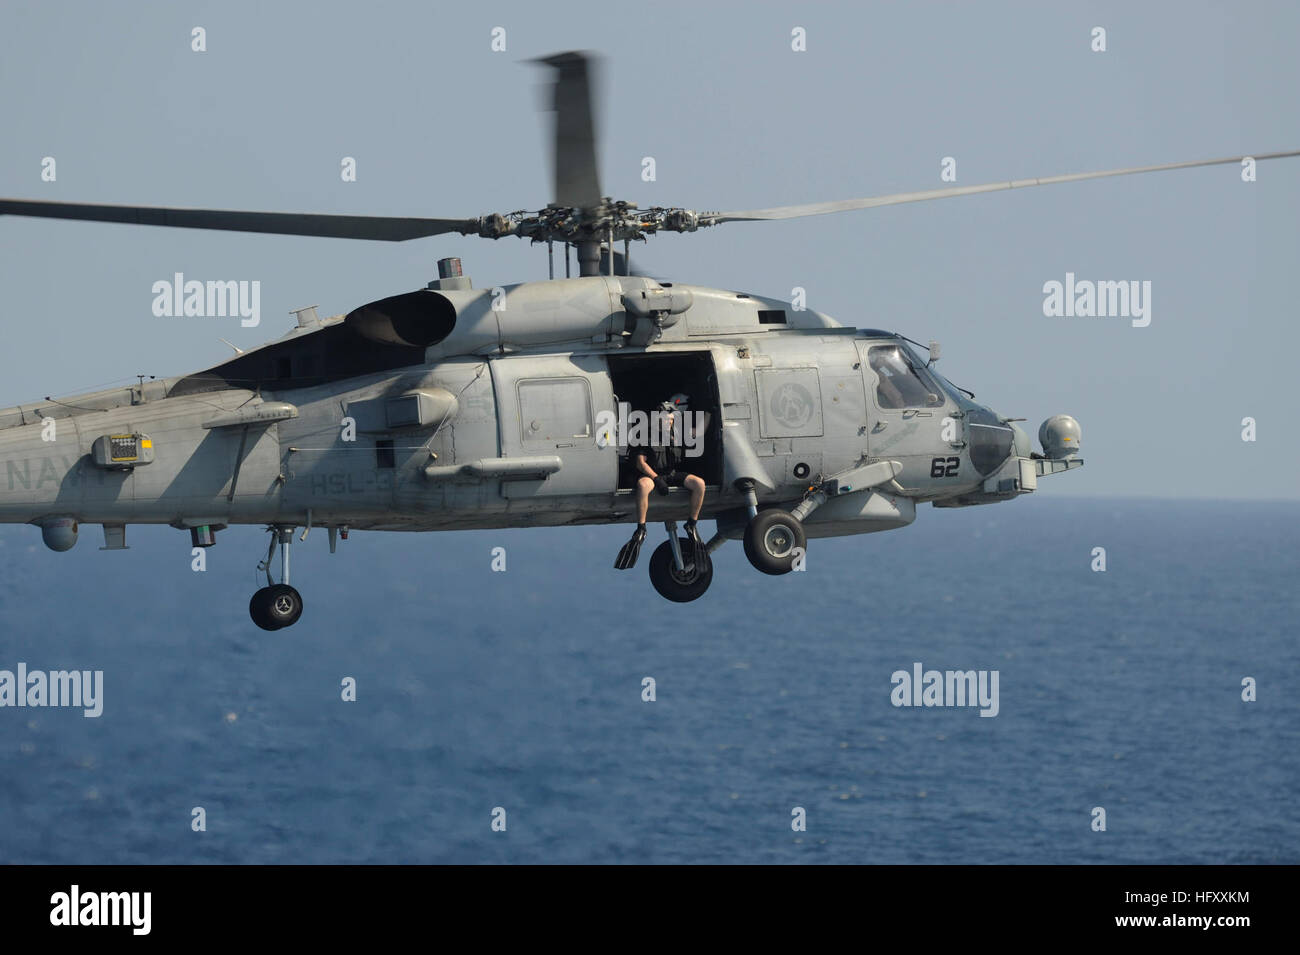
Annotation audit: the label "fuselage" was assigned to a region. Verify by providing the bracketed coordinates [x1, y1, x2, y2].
[0, 275, 1044, 549]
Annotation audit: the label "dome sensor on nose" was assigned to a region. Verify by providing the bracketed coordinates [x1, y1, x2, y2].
[1039, 415, 1082, 459]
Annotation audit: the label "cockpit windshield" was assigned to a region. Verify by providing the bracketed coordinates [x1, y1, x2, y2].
[868, 343, 945, 409]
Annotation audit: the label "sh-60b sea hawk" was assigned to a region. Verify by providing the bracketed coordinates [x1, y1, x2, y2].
[0, 52, 1295, 628]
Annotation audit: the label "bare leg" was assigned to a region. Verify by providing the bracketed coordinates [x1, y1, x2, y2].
[685, 474, 705, 521]
[636, 476, 653, 523]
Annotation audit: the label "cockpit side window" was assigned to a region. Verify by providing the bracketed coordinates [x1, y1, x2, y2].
[868, 344, 944, 409]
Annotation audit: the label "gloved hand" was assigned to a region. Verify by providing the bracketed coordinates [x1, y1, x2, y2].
[654, 476, 670, 496]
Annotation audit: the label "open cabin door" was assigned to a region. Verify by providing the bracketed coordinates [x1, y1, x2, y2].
[489, 354, 617, 497]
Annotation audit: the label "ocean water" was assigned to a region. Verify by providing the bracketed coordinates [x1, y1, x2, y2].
[0, 496, 1296, 864]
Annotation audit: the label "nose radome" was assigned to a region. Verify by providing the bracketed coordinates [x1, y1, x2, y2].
[1039, 415, 1082, 459]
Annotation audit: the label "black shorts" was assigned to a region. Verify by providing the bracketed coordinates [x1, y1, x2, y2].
[662, 470, 693, 487]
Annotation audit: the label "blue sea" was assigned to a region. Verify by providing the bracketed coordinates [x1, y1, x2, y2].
[1, 496, 1296, 864]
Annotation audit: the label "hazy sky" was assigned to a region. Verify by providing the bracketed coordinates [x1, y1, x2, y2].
[2, 0, 1297, 498]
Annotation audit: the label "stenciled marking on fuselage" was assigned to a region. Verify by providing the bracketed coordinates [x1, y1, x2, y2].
[307, 471, 413, 495]
[6, 456, 86, 491]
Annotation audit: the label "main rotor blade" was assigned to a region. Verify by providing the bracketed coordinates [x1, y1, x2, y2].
[707, 150, 1300, 223]
[538, 51, 603, 211]
[0, 198, 475, 241]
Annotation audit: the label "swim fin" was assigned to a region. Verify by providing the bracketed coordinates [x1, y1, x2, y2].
[684, 521, 711, 572]
[614, 525, 648, 569]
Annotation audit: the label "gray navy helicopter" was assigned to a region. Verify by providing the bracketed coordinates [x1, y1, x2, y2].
[1, 52, 1296, 627]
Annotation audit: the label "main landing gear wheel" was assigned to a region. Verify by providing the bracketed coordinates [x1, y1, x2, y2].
[742, 508, 806, 575]
[648, 538, 713, 602]
[249, 584, 303, 631]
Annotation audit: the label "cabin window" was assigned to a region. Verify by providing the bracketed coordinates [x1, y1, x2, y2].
[868, 344, 944, 409]
[516, 377, 593, 447]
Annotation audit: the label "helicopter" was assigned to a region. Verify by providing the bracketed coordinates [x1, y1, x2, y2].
[1, 51, 1296, 627]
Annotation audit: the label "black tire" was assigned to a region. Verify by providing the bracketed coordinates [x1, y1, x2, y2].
[251, 583, 303, 630]
[249, 586, 280, 631]
[648, 538, 713, 603]
[742, 508, 806, 575]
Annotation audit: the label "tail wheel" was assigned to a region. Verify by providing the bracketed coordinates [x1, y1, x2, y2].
[250, 584, 304, 630]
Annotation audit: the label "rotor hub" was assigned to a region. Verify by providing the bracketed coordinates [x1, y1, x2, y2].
[460, 198, 714, 246]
